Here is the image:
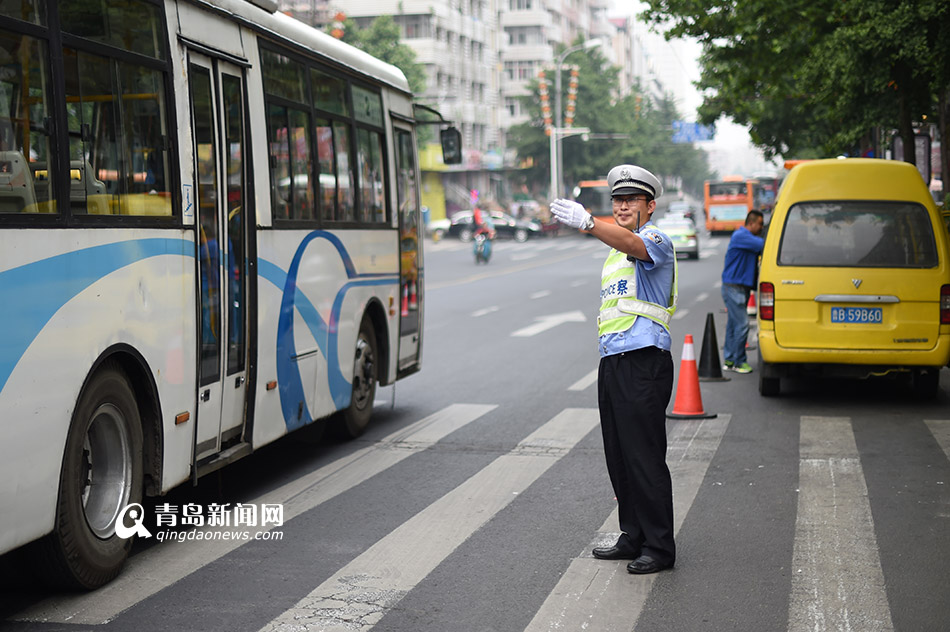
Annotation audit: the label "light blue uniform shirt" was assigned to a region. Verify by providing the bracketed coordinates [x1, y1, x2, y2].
[599, 223, 676, 357]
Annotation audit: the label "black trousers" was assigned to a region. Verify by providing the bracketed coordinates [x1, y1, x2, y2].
[598, 346, 676, 565]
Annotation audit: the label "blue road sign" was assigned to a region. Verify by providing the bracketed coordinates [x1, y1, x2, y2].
[672, 121, 715, 143]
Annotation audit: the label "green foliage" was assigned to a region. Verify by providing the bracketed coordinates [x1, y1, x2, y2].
[333, 16, 426, 95]
[641, 0, 950, 166]
[506, 38, 712, 198]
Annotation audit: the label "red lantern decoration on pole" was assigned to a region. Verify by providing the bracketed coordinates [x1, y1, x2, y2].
[538, 70, 552, 136]
[564, 66, 579, 128]
[331, 12, 346, 39]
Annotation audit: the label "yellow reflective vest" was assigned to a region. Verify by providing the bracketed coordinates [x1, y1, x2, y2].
[598, 231, 678, 337]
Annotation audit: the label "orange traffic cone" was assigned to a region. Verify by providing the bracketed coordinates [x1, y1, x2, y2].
[400, 284, 409, 317]
[409, 281, 418, 310]
[746, 291, 757, 316]
[667, 334, 717, 419]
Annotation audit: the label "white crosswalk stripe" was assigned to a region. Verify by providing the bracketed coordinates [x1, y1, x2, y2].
[257, 408, 600, 632]
[788, 416, 893, 632]
[525, 415, 731, 631]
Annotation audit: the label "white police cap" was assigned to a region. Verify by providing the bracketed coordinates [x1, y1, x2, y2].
[607, 164, 662, 199]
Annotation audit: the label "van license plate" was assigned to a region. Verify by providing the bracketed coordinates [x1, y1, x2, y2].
[831, 306, 882, 323]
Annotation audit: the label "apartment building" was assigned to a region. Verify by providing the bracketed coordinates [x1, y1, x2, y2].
[278, 0, 685, 215]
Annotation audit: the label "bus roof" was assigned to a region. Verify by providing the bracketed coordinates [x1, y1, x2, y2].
[205, 0, 412, 95]
[577, 179, 608, 187]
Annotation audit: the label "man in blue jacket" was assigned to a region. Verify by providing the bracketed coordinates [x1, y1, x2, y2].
[721, 210, 765, 373]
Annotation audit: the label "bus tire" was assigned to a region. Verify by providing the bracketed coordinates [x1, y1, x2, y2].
[336, 319, 378, 439]
[38, 363, 143, 590]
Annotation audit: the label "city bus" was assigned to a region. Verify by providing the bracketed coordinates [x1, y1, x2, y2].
[703, 175, 756, 232]
[0, 0, 457, 589]
[752, 172, 781, 213]
[573, 178, 611, 224]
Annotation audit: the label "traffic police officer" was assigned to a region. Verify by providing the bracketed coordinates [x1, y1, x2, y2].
[550, 164, 677, 574]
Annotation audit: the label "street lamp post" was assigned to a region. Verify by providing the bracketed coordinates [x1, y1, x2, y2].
[550, 39, 602, 198]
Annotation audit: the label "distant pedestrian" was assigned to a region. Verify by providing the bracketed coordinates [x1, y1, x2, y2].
[550, 163, 677, 575]
[721, 210, 765, 374]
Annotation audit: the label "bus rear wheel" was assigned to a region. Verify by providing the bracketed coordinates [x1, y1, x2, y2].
[38, 363, 143, 590]
[335, 319, 378, 439]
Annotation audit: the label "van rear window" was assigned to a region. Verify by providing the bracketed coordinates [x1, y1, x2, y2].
[778, 201, 938, 268]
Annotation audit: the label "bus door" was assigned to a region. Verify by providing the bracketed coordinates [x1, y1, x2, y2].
[189, 54, 250, 461]
[394, 124, 422, 371]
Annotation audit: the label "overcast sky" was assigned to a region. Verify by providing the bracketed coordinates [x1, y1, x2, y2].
[608, 1, 779, 176]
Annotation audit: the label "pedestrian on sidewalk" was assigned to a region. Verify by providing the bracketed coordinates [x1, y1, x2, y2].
[549, 163, 677, 575]
[721, 210, 765, 374]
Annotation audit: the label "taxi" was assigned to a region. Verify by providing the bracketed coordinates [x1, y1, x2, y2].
[756, 158, 950, 397]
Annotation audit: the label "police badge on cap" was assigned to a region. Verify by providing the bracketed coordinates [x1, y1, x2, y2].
[607, 164, 663, 200]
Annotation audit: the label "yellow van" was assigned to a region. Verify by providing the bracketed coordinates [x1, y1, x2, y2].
[757, 158, 950, 397]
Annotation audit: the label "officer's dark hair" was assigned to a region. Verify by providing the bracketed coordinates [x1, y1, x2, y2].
[745, 209, 764, 225]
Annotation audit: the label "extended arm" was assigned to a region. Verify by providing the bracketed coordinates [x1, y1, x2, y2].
[550, 198, 652, 262]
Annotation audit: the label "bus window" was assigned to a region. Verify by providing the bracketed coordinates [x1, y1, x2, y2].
[61, 49, 171, 217]
[262, 51, 315, 222]
[356, 127, 385, 223]
[333, 120, 355, 221]
[60, 0, 166, 61]
[0, 30, 53, 213]
[266, 105, 314, 222]
[316, 119, 337, 220]
[311, 68, 348, 116]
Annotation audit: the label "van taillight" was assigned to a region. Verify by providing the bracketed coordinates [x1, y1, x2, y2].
[759, 282, 774, 320]
[941, 285, 950, 324]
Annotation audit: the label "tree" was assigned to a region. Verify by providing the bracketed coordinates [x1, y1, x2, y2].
[641, 0, 950, 174]
[332, 15, 426, 95]
[507, 38, 712, 198]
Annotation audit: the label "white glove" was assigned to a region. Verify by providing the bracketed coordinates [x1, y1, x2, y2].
[550, 198, 591, 230]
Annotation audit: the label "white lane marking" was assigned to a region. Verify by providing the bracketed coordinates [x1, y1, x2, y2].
[788, 416, 893, 632]
[524, 415, 731, 632]
[924, 419, 950, 461]
[472, 306, 499, 317]
[695, 292, 709, 303]
[672, 307, 689, 320]
[15, 404, 496, 625]
[511, 252, 539, 261]
[530, 290, 552, 299]
[570, 280, 587, 288]
[511, 310, 587, 337]
[257, 409, 600, 632]
[568, 368, 598, 392]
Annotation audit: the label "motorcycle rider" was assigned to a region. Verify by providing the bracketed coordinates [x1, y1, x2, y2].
[472, 205, 495, 263]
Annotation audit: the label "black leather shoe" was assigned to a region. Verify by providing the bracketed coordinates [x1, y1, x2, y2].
[626, 554, 673, 574]
[592, 545, 640, 560]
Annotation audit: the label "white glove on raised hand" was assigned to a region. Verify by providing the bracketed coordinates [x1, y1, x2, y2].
[550, 198, 591, 230]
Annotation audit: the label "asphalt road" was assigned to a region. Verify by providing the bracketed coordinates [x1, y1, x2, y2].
[2, 227, 949, 632]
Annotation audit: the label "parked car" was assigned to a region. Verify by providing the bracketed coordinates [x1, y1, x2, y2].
[756, 158, 950, 398]
[655, 215, 700, 259]
[447, 210, 542, 242]
[666, 200, 700, 224]
[426, 218, 451, 241]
